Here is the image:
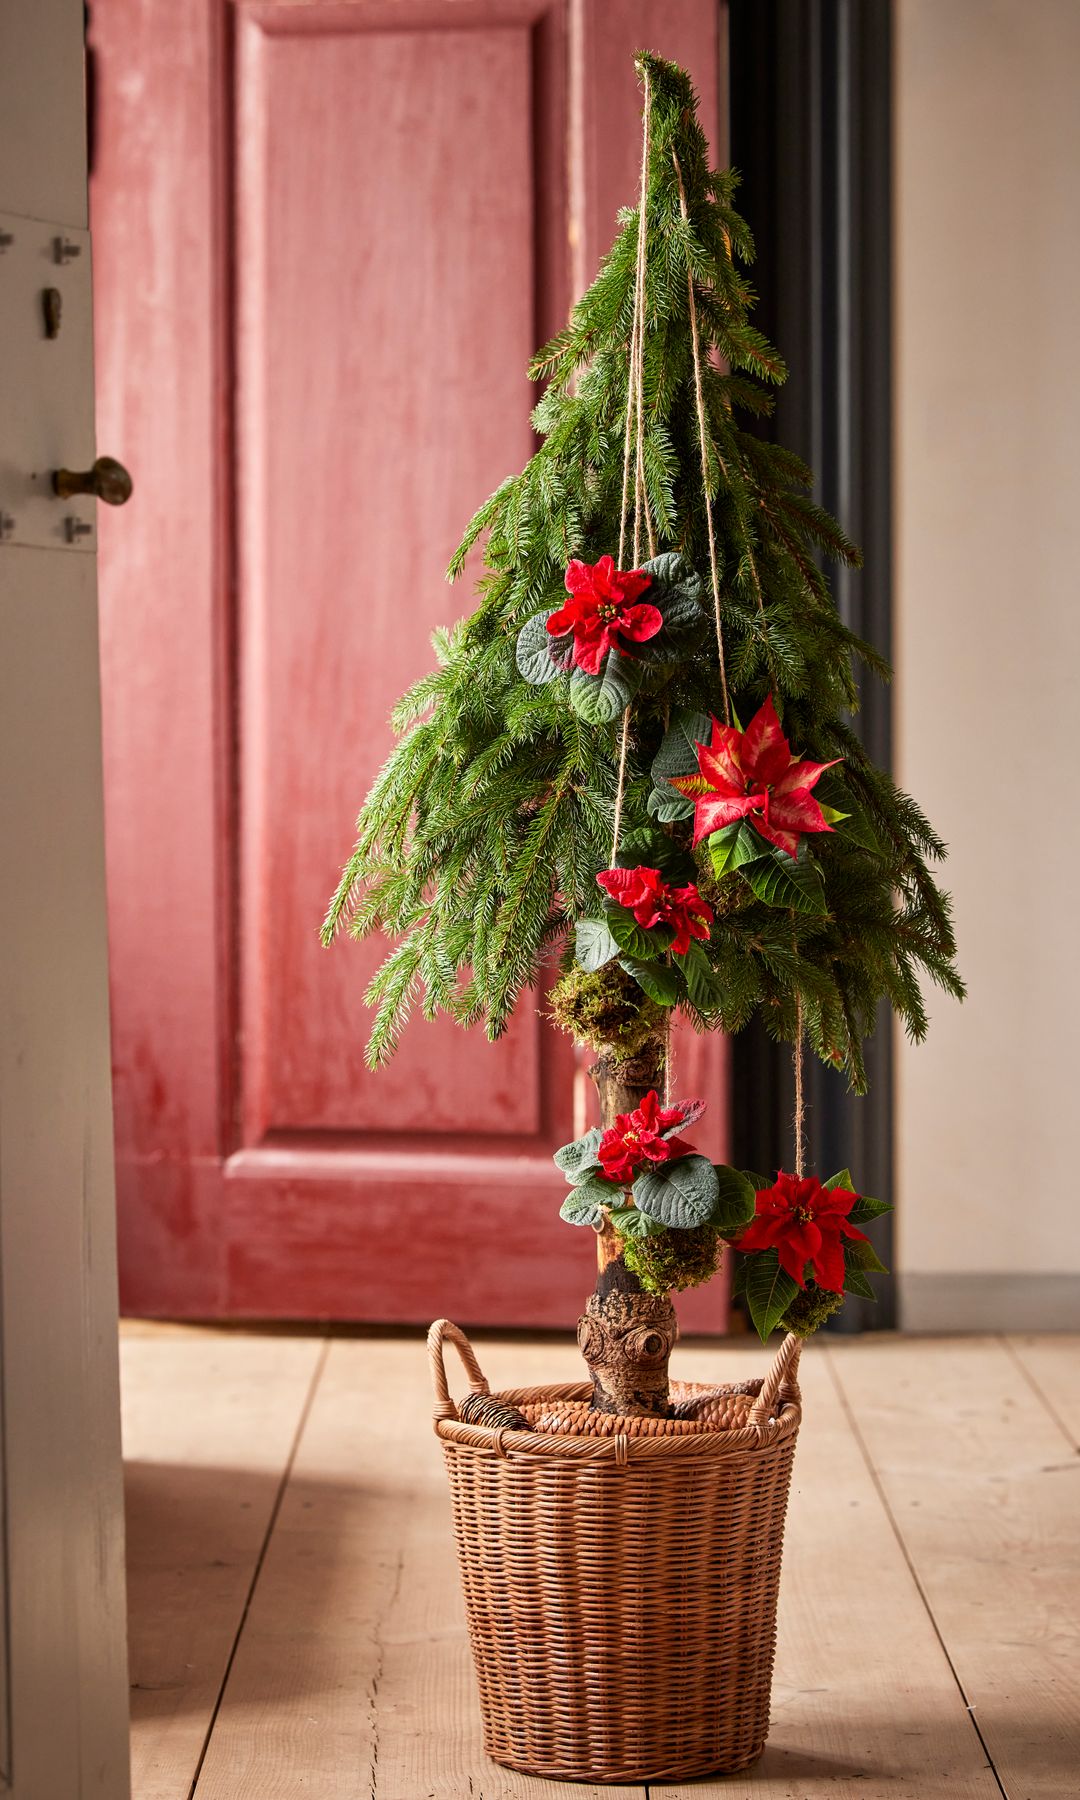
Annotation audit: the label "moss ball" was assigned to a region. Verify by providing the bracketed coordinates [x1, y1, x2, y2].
[548, 962, 665, 1060]
[622, 1223, 723, 1295]
[692, 851, 755, 916]
[779, 1284, 845, 1338]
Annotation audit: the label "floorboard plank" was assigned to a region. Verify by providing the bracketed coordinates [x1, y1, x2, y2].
[829, 1334, 1080, 1800]
[1006, 1332, 1080, 1449]
[192, 1334, 644, 1800]
[122, 1324, 325, 1800]
[651, 1338, 1000, 1800]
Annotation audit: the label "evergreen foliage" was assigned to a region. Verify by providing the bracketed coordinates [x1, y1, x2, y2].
[323, 53, 962, 1088]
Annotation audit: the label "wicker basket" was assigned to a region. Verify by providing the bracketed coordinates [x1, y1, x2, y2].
[429, 1318, 803, 1785]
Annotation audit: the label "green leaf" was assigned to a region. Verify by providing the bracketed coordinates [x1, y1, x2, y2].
[617, 956, 682, 1006]
[560, 1190, 605, 1227]
[680, 940, 725, 1011]
[515, 611, 563, 685]
[742, 848, 827, 915]
[842, 1265, 876, 1300]
[648, 786, 695, 823]
[633, 554, 705, 652]
[848, 1193, 893, 1223]
[617, 831, 697, 884]
[633, 1154, 719, 1228]
[553, 1126, 603, 1178]
[575, 918, 619, 973]
[731, 1256, 749, 1299]
[824, 1169, 855, 1192]
[605, 904, 673, 960]
[708, 821, 767, 879]
[711, 1165, 757, 1231]
[608, 1204, 666, 1240]
[744, 1249, 800, 1343]
[568, 651, 643, 724]
[846, 1239, 889, 1276]
[743, 1172, 773, 1193]
[818, 804, 851, 825]
[651, 709, 712, 788]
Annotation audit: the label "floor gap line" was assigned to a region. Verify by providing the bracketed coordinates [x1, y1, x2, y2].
[185, 1331, 332, 1800]
[823, 1344, 1011, 1800]
[999, 1333, 1079, 1454]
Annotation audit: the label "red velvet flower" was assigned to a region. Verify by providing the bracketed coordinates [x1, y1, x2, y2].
[670, 694, 838, 858]
[596, 865, 714, 956]
[597, 1091, 690, 1186]
[546, 556, 662, 676]
[736, 1172, 868, 1293]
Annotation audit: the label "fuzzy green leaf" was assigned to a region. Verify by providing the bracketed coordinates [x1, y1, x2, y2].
[575, 919, 619, 973]
[568, 652, 643, 724]
[648, 786, 695, 823]
[741, 848, 827, 915]
[560, 1190, 605, 1227]
[608, 1204, 667, 1240]
[633, 1154, 719, 1228]
[651, 709, 712, 788]
[515, 610, 562, 685]
[744, 1249, 800, 1343]
[553, 1126, 603, 1179]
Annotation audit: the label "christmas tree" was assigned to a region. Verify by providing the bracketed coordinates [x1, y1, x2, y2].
[324, 54, 962, 1413]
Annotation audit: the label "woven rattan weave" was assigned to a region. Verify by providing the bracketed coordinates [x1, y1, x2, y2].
[429, 1318, 802, 1784]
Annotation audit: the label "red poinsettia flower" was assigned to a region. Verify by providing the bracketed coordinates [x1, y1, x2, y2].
[596, 865, 714, 956]
[597, 1090, 691, 1187]
[546, 555, 662, 676]
[670, 694, 839, 858]
[736, 1172, 868, 1293]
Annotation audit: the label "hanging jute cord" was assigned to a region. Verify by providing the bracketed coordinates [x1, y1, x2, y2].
[610, 62, 654, 865]
[672, 149, 732, 728]
[792, 987, 806, 1178]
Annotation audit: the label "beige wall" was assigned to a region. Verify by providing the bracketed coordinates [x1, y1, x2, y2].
[894, 0, 1080, 1325]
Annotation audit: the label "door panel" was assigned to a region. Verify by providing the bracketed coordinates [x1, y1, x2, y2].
[93, 0, 729, 1323]
[236, 11, 544, 1146]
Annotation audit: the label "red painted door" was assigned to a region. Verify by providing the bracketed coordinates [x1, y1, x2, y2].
[91, 0, 730, 1325]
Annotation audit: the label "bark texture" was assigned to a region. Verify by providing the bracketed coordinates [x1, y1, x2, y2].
[578, 1038, 678, 1416]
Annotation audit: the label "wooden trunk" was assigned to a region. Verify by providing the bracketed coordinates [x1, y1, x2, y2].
[577, 1040, 679, 1416]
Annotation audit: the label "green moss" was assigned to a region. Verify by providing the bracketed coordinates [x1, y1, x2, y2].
[548, 962, 665, 1061]
[692, 852, 755, 916]
[622, 1223, 723, 1295]
[779, 1284, 845, 1338]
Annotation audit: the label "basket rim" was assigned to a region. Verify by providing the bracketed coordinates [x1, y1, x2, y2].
[434, 1377, 801, 1463]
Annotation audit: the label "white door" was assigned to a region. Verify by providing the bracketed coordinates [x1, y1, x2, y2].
[0, 1, 131, 1794]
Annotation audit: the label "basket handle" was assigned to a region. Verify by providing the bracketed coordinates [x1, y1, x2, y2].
[427, 1319, 490, 1422]
[748, 1331, 802, 1426]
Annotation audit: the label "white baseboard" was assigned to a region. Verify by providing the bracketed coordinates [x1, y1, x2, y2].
[900, 1273, 1080, 1333]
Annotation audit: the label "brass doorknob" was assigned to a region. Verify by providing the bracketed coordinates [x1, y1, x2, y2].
[52, 456, 133, 505]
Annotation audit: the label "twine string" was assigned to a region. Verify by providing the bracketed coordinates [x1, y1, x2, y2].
[611, 63, 653, 863]
[672, 149, 732, 726]
[792, 987, 805, 1178]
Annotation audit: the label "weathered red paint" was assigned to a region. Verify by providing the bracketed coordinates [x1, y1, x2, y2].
[92, 0, 730, 1325]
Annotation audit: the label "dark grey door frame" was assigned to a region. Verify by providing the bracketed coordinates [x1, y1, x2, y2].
[728, 0, 894, 1327]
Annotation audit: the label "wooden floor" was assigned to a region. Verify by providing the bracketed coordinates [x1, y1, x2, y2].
[120, 1325, 1080, 1800]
